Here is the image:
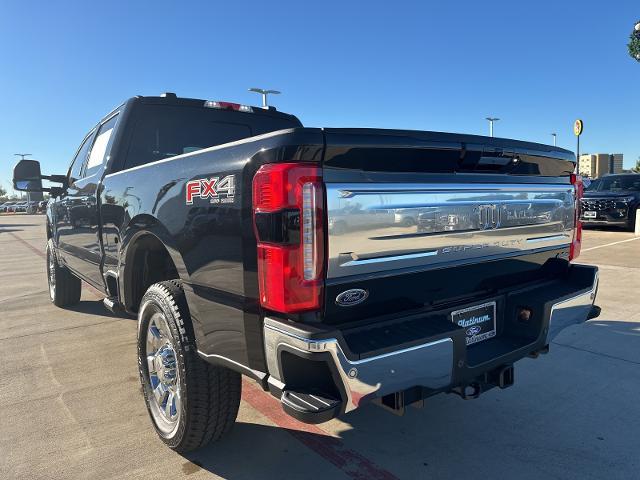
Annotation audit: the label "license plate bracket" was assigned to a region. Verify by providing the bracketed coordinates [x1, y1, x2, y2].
[451, 301, 497, 346]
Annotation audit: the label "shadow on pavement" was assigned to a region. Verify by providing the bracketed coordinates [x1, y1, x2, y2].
[583, 225, 632, 233]
[183, 422, 387, 480]
[180, 320, 640, 479]
[66, 299, 132, 319]
[554, 319, 640, 363]
[584, 319, 640, 335]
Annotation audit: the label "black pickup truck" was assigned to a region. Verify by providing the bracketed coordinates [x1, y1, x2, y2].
[14, 93, 599, 453]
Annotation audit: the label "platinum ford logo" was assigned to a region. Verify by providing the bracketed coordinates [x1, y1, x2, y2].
[466, 326, 482, 336]
[336, 289, 368, 307]
[457, 314, 491, 327]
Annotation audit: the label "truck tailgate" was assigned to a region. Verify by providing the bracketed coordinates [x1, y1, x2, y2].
[321, 129, 577, 325]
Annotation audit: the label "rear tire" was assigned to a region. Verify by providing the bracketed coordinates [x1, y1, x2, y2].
[46, 239, 81, 307]
[138, 280, 241, 453]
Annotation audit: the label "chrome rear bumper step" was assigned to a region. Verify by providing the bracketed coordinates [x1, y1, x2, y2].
[281, 389, 342, 424]
[264, 319, 454, 413]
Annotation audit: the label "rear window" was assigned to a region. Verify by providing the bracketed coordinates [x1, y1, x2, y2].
[123, 105, 253, 170]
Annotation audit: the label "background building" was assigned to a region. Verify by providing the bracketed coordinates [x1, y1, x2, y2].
[578, 153, 623, 178]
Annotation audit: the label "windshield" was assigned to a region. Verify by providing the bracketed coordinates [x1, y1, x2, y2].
[590, 175, 640, 192]
[584, 178, 599, 191]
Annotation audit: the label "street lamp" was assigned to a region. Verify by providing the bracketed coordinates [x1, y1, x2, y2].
[485, 117, 499, 137]
[248, 88, 281, 108]
[550, 133, 557, 146]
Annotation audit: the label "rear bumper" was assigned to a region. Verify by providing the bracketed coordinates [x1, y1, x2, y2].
[265, 320, 453, 413]
[546, 269, 599, 343]
[263, 264, 599, 418]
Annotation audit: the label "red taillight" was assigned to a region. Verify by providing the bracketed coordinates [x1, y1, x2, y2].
[252, 163, 324, 313]
[570, 173, 583, 261]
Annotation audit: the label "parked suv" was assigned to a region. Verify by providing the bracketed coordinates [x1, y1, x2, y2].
[581, 174, 640, 230]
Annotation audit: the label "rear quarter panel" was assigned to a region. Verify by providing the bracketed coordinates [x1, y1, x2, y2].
[101, 128, 324, 373]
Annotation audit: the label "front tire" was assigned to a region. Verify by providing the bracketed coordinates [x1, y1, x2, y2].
[628, 207, 638, 232]
[46, 239, 81, 307]
[137, 281, 241, 452]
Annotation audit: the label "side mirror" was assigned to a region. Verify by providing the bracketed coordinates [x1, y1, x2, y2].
[13, 160, 44, 192]
[13, 159, 67, 196]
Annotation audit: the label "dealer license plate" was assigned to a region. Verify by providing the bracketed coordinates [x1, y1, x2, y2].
[451, 301, 497, 346]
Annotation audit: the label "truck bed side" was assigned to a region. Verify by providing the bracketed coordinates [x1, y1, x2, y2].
[100, 127, 324, 377]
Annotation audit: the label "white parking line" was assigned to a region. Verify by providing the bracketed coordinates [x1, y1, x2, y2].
[582, 237, 640, 252]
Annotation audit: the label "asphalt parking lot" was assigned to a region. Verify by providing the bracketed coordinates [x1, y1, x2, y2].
[1, 215, 639, 480]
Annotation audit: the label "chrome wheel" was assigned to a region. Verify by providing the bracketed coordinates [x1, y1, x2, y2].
[47, 249, 56, 301]
[138, 281, 242, 451]
[145, 310, 181, 433]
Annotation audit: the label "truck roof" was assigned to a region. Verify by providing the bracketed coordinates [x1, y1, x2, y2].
[129, 93, 301, 125]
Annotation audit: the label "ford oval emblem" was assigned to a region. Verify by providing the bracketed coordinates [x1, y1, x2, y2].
[335, 289, 369, 307]
[466, 326, 482, 336]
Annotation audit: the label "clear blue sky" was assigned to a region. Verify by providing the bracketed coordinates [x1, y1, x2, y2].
[1, 0, 638, 194]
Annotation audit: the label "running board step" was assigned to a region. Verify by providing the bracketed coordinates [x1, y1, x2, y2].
[281, 389, 342, 424]
[103, 297, 124, 315]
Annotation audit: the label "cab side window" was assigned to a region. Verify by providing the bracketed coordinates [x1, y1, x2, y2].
[68, 130, 96, 185]
[84, 114, 119, 178]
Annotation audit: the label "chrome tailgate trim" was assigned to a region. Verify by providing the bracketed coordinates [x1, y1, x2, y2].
[326, 183, 575, 278]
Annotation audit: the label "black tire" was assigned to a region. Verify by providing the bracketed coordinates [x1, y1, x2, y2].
[627, 207, 638, 232]
[137, 280, 241, 452]
[46, 239, 81, 307]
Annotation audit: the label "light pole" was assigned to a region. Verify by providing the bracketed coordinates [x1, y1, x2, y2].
[550, 133, 557, 146]
[485, 117, 499, 137]
[248, 88, 281, 108]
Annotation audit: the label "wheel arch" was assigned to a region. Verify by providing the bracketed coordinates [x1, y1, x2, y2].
[119, 214, 189, 314]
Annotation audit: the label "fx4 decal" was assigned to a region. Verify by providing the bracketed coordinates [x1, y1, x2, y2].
[186, 175, 236, 205]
